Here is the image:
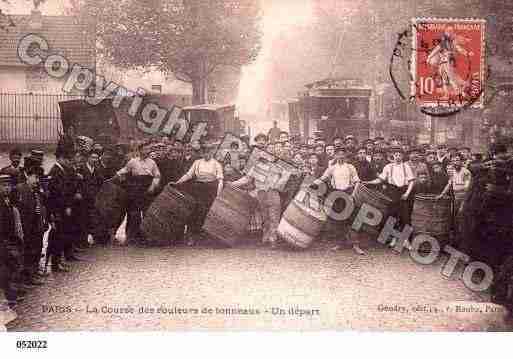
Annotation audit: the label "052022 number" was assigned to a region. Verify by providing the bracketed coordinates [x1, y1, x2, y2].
[16, 340, 48, 350]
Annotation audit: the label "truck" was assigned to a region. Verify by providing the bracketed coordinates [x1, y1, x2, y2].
[60, 94, 240, 145]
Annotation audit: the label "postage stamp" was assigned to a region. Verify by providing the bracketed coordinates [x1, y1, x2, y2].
[411, 18, 486, 109]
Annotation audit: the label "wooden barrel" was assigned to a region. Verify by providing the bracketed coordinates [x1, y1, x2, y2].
[142, 184, 196, 243]
[202, 185, 256, 247]
[351, 183, 393, 236]
[411, 194, 451, 240]
[95, 180, 128, 231]
[277, 193, 327, 249]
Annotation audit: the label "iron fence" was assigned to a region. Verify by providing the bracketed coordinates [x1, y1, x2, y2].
[0, 92, 84, 144]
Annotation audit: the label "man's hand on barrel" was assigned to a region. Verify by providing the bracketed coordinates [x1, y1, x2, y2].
[400, 192, 409, 201]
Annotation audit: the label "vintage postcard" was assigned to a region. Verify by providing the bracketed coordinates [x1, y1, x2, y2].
[1, 1, 513, 348]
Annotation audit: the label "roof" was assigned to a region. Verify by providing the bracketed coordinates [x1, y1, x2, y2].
[183, 104, 235, 112]
[0, 12, 95, 67]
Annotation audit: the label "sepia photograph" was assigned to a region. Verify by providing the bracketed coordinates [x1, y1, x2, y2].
[1, 0, 513, 347]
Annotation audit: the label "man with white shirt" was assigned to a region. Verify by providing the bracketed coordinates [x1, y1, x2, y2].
[437, 153, 472, 243]
[173, 145, 223, 245]
[116, 144, 161, 245]
[313, 148, 365, 255]
[365, 147, 415, 238]
[231, 156, 282, 248]
[315, 148, 359, 191]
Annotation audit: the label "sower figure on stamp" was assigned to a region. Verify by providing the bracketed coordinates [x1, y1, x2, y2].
[426, 27, 474, 99]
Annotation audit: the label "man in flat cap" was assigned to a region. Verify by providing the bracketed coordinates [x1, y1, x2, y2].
[344, 135, 358, 154]
[353, 146, 376, 181]
[406, 147, 430, 181]
[0, 148, 22, 179]
[254, 133, 268, 150]
[16, 158, 46, 286]
[458, 146, 472, 168]
[371, 148, 388, 175]
[333, 136, 344, 148]
[363, 139, 375, 161]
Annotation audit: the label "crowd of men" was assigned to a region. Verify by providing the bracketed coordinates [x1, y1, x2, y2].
[1, 123, 513, 323]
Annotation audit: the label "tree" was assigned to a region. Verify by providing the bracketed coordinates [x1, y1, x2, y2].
[1, 1, 47, 32]
[0, 0, 15, 32]
[70, 0, 262, 104]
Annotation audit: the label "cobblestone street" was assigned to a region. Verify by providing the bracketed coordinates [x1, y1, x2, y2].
[7, 238, 510, 331]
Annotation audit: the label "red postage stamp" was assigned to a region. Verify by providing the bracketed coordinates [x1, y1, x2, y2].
[411, 18, 486, 108]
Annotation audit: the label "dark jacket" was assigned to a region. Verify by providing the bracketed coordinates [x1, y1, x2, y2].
[16, 182, 45, 237]
[77, 164, 104, 204]
[354, 159, 377, 181]
[0, 164, 21, 178]
[47, 163, 80, 220]
[0, 197, 17, 249]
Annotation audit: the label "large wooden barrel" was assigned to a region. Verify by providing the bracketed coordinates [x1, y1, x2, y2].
[202, 185, 256, 247]
[277, 193, 327, 249]
[142, 184, 196, 243]
[411, 194, 451, 240]
[95, 180, 128, 231]
[351, 183, 393, 236]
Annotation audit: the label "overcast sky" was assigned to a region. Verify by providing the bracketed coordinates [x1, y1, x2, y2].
[237, 0, 313, 114]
